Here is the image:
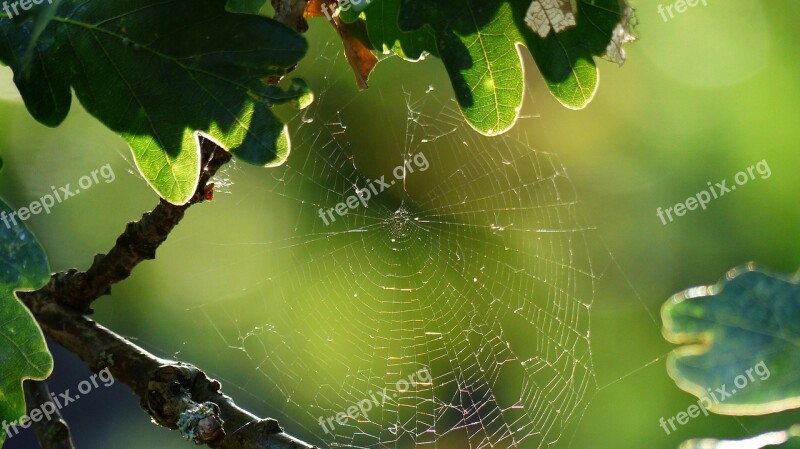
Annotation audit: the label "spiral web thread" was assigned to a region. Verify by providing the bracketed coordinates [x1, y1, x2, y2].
[192, 44, 600, 449]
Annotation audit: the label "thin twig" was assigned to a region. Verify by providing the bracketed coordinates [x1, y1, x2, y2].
[31, 136, 231, 313]
[23, 380, 77, 449]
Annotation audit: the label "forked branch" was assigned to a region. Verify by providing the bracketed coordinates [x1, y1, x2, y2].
[20, 137, 318, 449]
[30, 136, 231, 314]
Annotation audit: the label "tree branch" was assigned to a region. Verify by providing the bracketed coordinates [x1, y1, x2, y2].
[19, 138, 318, 448]
[19, 293, 317, 449]
[23, 380, 77, 449]
[32, 136, 231, 314]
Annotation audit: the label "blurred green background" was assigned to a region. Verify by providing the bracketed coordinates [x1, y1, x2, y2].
[2, 0, 800, 448]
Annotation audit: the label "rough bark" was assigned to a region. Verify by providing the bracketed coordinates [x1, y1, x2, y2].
[23, 380, 77, 449]
[19, 294, 316, 449]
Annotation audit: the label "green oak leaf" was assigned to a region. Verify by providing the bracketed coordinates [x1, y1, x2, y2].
[662, 265, 800, 415]
[0, 0, 308, 204]
[400, 1, 524, 135]
[679, 426, 800, 449]
[0, 198, 53, 446]
[337, 0, 632, 135]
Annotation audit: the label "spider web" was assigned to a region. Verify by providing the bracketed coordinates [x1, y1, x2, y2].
[189, 44, 601, 449]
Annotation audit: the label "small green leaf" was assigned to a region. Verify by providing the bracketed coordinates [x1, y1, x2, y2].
[0, 198, 53, 446]
[339, 0, 437, 61]
[679, 426, 800, 449]
[0, 0, 308, 204]
[662, 265, 800, 415]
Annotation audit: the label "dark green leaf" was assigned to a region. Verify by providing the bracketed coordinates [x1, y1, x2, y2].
[0, 197, 53, 446]
[0, 0, 308, 204]
[226, 0, 269, 15]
